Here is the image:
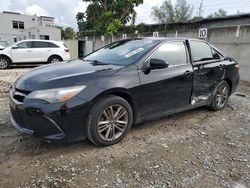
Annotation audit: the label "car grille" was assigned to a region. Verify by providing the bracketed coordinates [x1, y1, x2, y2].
[10, 107, 33, 131]
[13, 88, 31, 103]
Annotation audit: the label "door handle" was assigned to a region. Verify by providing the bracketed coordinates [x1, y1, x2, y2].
[47, 50, 52, 52]
[27, 50, 32, 52]
[184, 70, 192, 76]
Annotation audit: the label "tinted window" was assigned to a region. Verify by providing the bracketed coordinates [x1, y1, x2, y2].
[190, 41, 219, 62]
[151, 41, 187, 66]
[17, 42, 32, 48]
[33, 42, 49, 48]
[48, 42, 59, 48]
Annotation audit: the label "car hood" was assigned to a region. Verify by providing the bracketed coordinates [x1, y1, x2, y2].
[15, 59, 123, 91]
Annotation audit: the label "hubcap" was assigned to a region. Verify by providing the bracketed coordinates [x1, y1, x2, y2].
[0, 58, 8, 68]
[51, 58, 60, 63]
[97, 104, 128, 141]
[215, 84, 229, 108]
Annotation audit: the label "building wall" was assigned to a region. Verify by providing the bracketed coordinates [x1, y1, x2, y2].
[64, 40, 78, 60]
[0, 12, 57, 45]
[84, 25, 250, 81]
[20, 26, 61, 41]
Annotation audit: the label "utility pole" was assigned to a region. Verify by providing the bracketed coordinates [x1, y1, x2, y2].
[198, 0, 204, 17]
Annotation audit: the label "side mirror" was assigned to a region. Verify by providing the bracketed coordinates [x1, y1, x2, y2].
[150, 58, 169, 70]
[11, 46, 18, 49]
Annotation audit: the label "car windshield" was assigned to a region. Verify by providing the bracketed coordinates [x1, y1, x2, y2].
[83, 39, 159, 66]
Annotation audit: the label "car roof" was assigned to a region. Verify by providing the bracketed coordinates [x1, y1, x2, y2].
[139, 37, 205, 42]
[18, 39, 64, 44]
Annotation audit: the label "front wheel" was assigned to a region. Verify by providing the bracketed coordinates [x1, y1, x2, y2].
[209, 81, 230, 111]
[0, 56, 10, 69]
[86, 95, 133, 147]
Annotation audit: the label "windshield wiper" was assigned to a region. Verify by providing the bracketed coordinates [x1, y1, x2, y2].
[83, 59, 110, 65]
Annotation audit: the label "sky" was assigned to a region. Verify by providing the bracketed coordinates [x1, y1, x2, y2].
[0, 0, 250, 31]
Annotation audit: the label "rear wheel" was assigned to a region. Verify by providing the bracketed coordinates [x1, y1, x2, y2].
[209, 81, 230, 111]
[0, 56, 10, 69]
[86, 95, 133, 147]
[48, 56, 62, 64]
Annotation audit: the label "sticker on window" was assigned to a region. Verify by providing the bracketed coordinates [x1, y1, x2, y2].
[124, 48, 144, 58]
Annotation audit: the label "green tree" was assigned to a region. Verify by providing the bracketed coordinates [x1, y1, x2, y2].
[55, 26, 76, 40]
[63, 27, 76, 40]
[77, 0, 143, 36]
[207, 9, 227, 18]
[152, 0, 193, 24]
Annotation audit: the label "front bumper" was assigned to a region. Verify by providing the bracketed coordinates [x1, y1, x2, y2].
[9, 88, 91, 142]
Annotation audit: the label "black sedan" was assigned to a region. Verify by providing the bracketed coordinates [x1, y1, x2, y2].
[9, 38, 240, 146]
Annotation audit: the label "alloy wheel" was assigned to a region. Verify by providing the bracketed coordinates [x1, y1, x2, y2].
[215, 83, 229, 108]
[97, 104, 128, 141]
[0, 58, 8, 69]
[51, 58, 60, 63]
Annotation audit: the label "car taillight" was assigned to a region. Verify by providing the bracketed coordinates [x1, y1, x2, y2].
[235, 64, 240, 70]
[64, 48, 69, 52]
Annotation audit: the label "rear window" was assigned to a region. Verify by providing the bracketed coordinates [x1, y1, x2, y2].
[190, 41, 214, 62]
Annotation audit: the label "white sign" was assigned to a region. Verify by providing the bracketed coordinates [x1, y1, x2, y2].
[122, 34, 127, 40]
[198, 28, 208, 38]
[153, 32, 159, 38]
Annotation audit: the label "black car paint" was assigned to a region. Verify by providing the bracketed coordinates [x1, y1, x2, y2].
[9, 38, 240, 142]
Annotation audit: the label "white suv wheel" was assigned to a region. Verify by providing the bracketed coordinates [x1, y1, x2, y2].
[0, 58, 9, 69]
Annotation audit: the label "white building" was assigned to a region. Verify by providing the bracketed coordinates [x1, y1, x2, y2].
[0, 11, 61, 47]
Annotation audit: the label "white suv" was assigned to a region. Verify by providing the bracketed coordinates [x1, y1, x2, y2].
[0, 40, 70, 69]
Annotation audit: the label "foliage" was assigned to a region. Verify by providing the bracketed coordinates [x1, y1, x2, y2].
[63, 27, 77, 40]
[55, 26, 76, 40]
[152, 0, 193, 24]
[207, 9, 227, 18]
[77, 0, 143, 36]
[192, 16, 204, 21]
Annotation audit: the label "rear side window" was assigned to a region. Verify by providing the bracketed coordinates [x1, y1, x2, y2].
[151, 41, 187, 66]
[33, 41, 49, 48]
[190, 41, 220, 62]
[48, 42, 59, 48]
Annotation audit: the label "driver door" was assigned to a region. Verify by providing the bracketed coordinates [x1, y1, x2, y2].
[11, 41, 34, 63]
[136, 40, 193, 119]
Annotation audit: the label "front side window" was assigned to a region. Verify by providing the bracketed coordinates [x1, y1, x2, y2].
[84, 39, 159, 66]
[17, 42, 32, 48]
[151, 41, 187, 66]
[190, 41, 220, 62]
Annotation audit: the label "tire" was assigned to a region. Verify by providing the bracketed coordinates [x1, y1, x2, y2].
[48, 56, 62, 64]
[209, 80, 230, 111]
[0, 56, 10, 69]
[86, 95, 133, 147]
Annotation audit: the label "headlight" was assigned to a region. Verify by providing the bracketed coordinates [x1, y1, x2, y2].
[26, 86, 86, 103]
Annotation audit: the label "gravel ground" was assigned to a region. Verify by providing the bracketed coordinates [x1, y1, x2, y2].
[0, 68, 249, 188]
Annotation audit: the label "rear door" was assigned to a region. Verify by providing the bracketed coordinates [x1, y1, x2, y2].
[11, 41, 33, 63]
[137, 40, 193, 118]
[189, 40, 226, 104]
[32, 41, 51, 62]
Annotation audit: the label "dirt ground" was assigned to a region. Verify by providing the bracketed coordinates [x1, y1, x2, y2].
[0, 68, 249, 188]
